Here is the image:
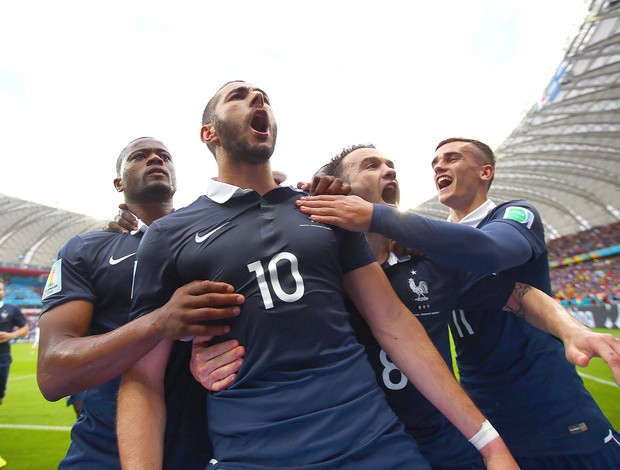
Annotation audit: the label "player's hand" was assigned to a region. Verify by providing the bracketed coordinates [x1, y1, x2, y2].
[297, 174, 351, 196]
[104, 203, 138, 233]
[0, 331, 13, 344]
[296, 194, 372, 232]
[152, 280, 244, 340]
[563, 329, 620, 386]
[190, 337, 245, 392]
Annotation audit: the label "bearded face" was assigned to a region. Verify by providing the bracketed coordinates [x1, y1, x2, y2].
[213, 115, 278, 165]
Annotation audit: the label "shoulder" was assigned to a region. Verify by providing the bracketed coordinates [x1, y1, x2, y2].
[60, 230, 125, 260]
[6, 303, 22, 314]
[150, 196, 213, 230]
[489, 199, 541, 226]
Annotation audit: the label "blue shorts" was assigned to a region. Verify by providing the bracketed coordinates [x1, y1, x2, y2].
[515, 429, 620, 470]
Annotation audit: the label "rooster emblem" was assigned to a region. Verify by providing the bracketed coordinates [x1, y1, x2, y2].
[408, 279, 429, 301]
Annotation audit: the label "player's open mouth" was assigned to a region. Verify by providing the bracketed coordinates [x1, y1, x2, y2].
[251, 110, 269, 134]
[437, 176, 452, 189]
[382, 182, 398, 204]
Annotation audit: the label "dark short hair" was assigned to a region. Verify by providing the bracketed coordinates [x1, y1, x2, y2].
[318, 143, 376, 181]
[435, 137, 496, 167]
[201, 80, 246, 126]
[200, 80, 246, 157]
[116, 137, 156, 177]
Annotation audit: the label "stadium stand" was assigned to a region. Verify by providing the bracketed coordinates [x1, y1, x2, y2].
[548, 221, 620, 306]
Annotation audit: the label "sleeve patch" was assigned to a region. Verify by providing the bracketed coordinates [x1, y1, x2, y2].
[502, 206, 534, 229]
[42, 258, 62, 300]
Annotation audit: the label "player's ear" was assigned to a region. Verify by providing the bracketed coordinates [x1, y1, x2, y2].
[114, 177, 123, 193]
[480, 164, 494, 183]
[201, 123, 219, 146]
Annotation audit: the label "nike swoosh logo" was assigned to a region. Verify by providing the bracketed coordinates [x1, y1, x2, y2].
[195, 223, 230, 243]
[108, 253, 137, 265]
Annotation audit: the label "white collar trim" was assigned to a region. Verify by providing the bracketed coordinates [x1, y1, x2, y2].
[448, 199, 496, 227]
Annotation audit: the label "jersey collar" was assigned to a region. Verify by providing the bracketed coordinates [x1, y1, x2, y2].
[205, 178, 302, 204]
[206, 178, 256, 204]
[448, 199, 496, 227]
[385, 251, 411, 266]
[130, 218, 148, 236]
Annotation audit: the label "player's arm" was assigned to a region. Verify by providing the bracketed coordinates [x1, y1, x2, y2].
[297, 197, 533, 273]
[343, 262, 518, 469]
[0, 323, 29, 344]
[37, 280, 243, 401]
[118, 338, 171, 469]
[504, 283, 620, 385]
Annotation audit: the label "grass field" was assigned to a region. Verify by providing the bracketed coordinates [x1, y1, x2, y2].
[2, 331, 620, 469]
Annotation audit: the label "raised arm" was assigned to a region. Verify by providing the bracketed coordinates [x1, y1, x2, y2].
[37, 280, 243, 401]
[118, 338, 172, 469]
[343, 263, 518, 469]
[505, 283, 620, 385]
[297, 196, 534, 273]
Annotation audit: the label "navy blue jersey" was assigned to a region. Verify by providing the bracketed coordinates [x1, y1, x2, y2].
[130, 184, 426, 467]
[371, 199, 616, 457]
[41, 231, 140, 469]
[41, 230, 210, 469]
[349, 253, 512, 468]
[0, 302, 26, 363]
[451, 201, 615, 457]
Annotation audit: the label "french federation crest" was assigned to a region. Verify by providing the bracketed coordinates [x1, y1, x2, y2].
[408, 270, 429, 301]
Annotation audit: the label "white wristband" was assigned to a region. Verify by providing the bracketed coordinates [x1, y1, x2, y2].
[469, 419, 500, 450]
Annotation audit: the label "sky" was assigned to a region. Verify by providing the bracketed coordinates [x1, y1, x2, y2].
[0, 0, 588, 220]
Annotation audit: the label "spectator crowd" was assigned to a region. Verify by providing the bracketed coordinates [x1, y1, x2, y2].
[548, 222, 620, 306]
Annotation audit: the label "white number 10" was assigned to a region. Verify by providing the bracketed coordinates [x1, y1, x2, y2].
[247, 252, 305, 309]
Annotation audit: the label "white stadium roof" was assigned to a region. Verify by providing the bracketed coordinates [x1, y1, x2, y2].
[1, 0, 620, 271]
[414, 0, 620, 240]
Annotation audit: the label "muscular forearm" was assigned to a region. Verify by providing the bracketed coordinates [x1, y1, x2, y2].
[374, 309, 487, 438]
[38, 314, 164, 401]
[503, 283, 589, 340]
[12, 325, 29, 340]
[118, 340, 170, 469]
[370, 205, 532, 273]
[372, 310, 516, 466]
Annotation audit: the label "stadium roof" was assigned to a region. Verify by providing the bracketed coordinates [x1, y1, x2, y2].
[0, 194, 107, 272]
[1, 0, 620, 271]
[414, 0, 620, 240]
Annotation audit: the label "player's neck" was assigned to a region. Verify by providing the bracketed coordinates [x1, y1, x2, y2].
[217, 160, 278, 195]
[125, 200, 174, 226]
[448, 192, 488, 223]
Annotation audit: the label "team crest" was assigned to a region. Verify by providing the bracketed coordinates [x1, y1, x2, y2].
[407, 270, 429, 301]
[42, 258, 62, 299]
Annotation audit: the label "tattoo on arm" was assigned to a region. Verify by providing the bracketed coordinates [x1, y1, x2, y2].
[504, 283, 532, 318]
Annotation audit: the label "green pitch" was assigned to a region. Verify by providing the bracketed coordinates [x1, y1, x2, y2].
[2, 331, 620, 468]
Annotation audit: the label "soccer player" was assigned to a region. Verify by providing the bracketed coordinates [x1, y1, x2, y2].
[38, 137, 244, 469]
[0, 281, 29, 470]
[297, 138, 620, 468]
[0, 281, 30, 406]
[117, 81, 518, 469]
